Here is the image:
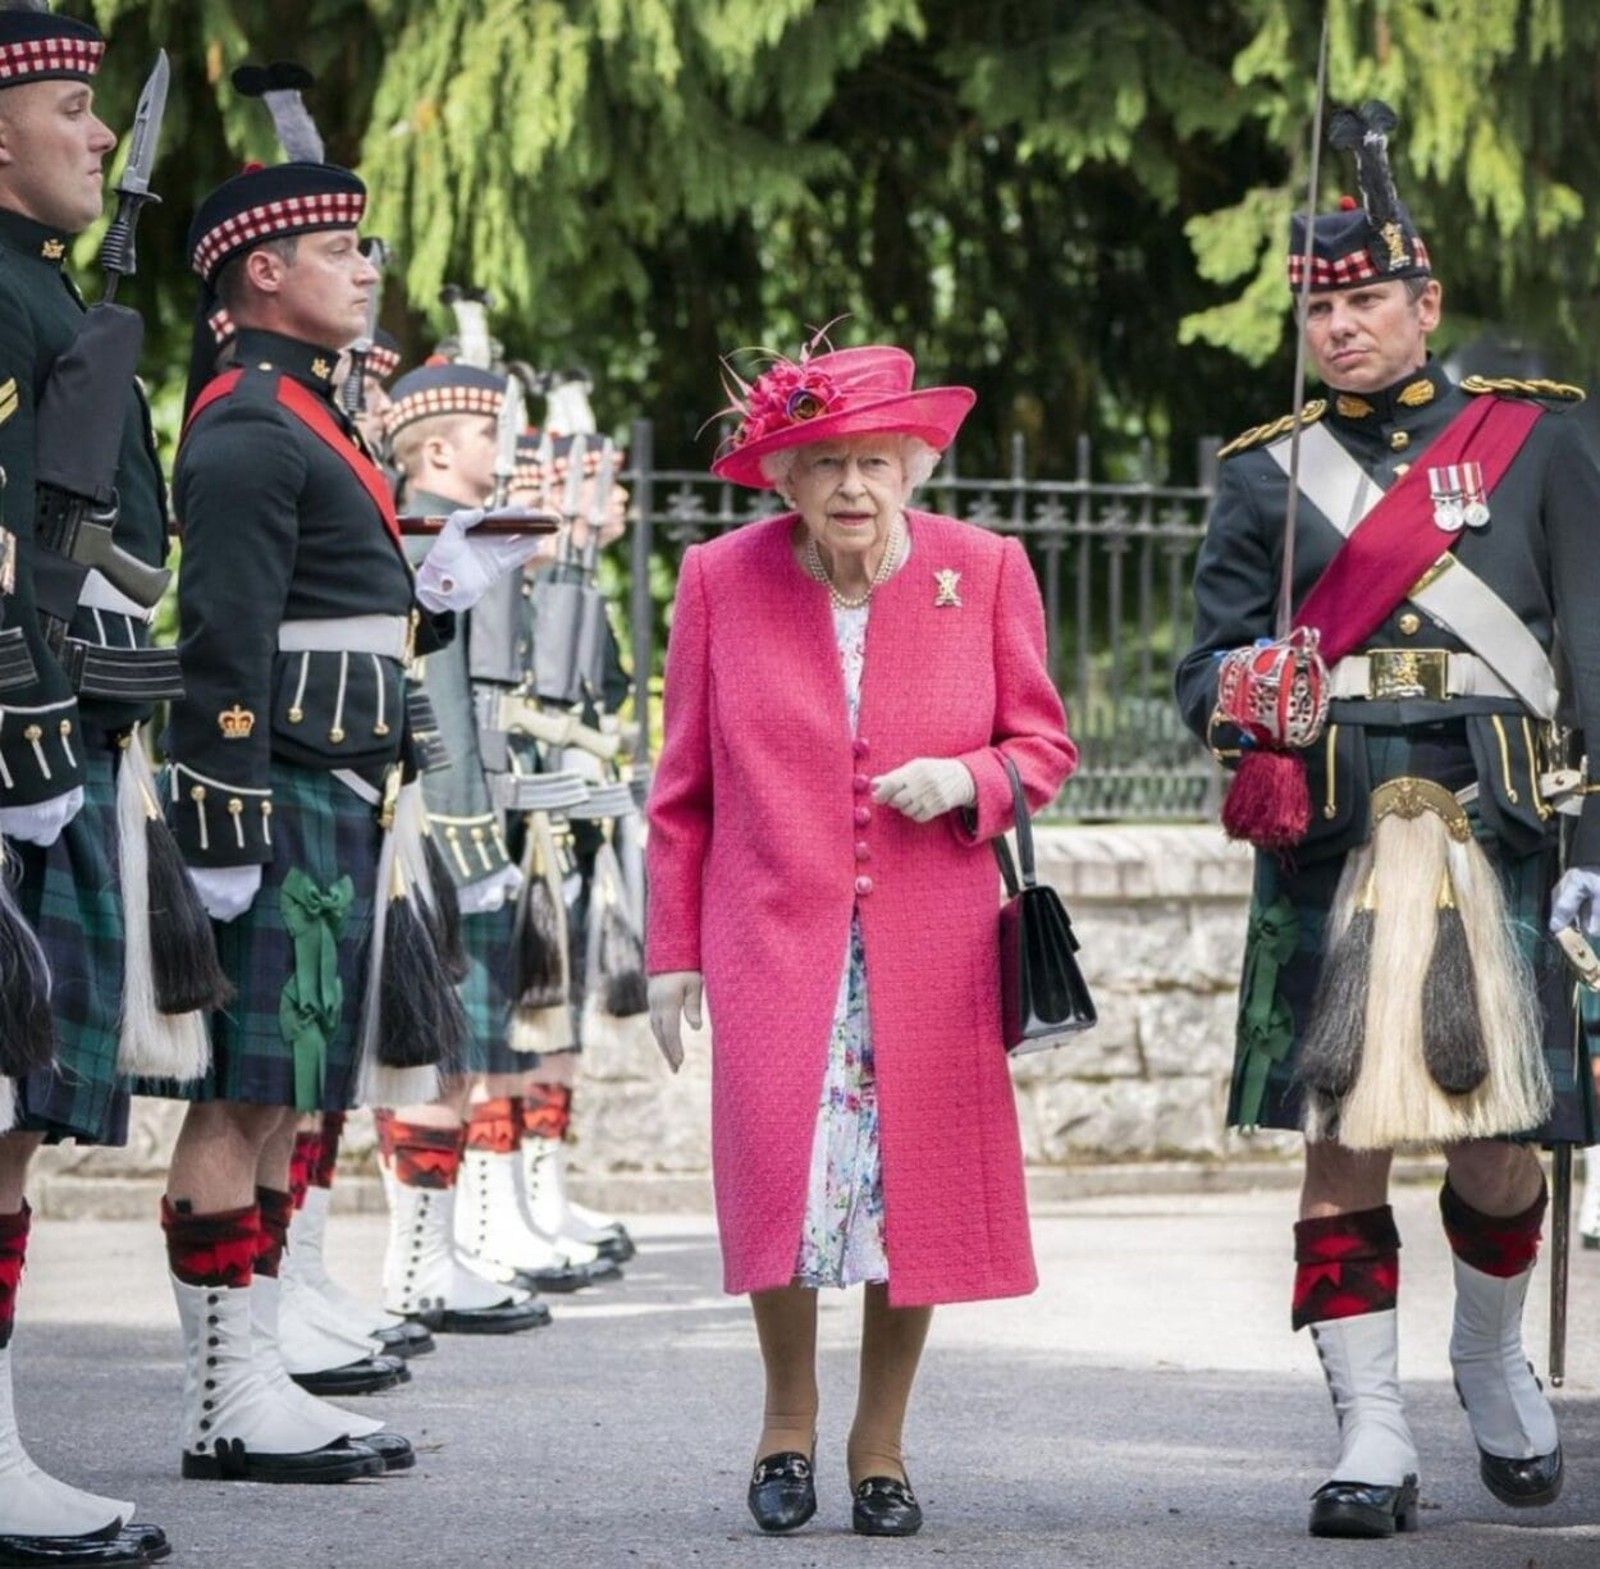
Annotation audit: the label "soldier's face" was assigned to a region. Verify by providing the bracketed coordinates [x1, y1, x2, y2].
[0, 80, 116, 234]
[268, 229, 378, 349]
[1302, 279, 1442, 393]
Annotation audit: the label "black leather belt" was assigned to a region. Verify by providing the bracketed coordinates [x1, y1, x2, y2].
[0, 626, 35, 692]
[61, 640, 184, 701]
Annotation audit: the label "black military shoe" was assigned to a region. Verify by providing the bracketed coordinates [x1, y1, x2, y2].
[852, 1476, 922, 1537]
[290, 1353, 409, 1397]
[1478, 1446, 1563, 1508]
[375, 1322, 435, 1357]
[1308, 1475, 1419, 1538]
[0, 1520, 172, 1567]
[180, 1436, 384, 1484]
[747, 1452, 816, 1534]
[355, 1432, 416, 1472]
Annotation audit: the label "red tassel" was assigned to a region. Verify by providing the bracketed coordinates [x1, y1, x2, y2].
[1221, 748, 1311, 850]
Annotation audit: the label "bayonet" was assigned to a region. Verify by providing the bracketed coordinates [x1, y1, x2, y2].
[441, 285, 495, 371]
[490, 373, 526, 510]
[99, 50, 169, 301]
[341, 237, 390, 416]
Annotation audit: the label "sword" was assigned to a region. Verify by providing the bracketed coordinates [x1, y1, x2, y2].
[98, 50, 168, 303]
[1276, 13, 1331, 637]
[1551, 1142, 1572, 1387]
[341, 237, 390, 416]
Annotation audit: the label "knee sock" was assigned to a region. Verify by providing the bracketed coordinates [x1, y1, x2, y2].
[255, 1187, 293, 1278]
[314, 1114, 344, 1188]
[848, 1285, 932, 1486]
[288, 1132, 320, 1212]
[161, 1199, 259, 1289]
[0, 1205, 28, 1349]
[518, 1085, 570, 1144]
[466, 1099, 520, 1157]
[1292, 1206, 1401, 1331]
[750, 1286, 819, 1462]
[1440, 1180, 1545, 1277]
[387, 1122, 463, 1190]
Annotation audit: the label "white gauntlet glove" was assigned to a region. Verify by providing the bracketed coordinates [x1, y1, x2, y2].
[871, 758, 976, 823]
[1550, 867, 1600, 938]
[0, 787, 84, 847]
[648, 971, 703, 1073]
[188, 864, 263, 923]
[415, 509, 550, 613]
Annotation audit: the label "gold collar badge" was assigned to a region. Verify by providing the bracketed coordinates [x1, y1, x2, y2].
[311, 356, 332, 381]
[1397, 378, 1436, 408]
[1335, 395, 1373, 419]
[40, 238, 64, 261]
[934, 569, 962, 608]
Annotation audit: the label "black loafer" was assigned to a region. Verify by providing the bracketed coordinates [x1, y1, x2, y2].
[355, 1432, 417, 1472]
[852, 1476, 922, 1537]
[1308, 1475, 1419, 1538]
[748, 1452, 816, 1534]
[290, 1353, 408, 1396]
[0, 1521, 171, 1567]
[1479, 1446, 1563, 1508]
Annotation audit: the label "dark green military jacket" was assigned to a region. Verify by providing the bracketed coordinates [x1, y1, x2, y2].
[1176, 358, 1600, 865]
[403, 488, 511, 890]
[169, 328, 450, 868]
[0, 205, 168, 804]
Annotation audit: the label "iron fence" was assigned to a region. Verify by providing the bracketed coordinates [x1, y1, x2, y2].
[622, 420, 1225, 821]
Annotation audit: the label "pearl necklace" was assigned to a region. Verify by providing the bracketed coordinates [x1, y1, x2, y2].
[804, 518, 904, 611]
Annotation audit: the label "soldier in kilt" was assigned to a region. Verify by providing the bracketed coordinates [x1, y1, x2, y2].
[1178, 105, 1600, 1538]
[0, 12, 181, 1563]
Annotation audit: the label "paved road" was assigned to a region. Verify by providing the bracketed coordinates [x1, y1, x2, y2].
[14, 1183, 1600, 1567]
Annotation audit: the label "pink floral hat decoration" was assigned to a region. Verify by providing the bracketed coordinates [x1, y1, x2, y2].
[711, 342, 976, 490]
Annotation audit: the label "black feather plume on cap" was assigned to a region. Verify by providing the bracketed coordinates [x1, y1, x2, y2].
[1327, 100, 1411, 268]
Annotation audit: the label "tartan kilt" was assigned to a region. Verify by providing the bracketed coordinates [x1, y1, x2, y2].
[138, 764, 379, 1112]
[460, 901, 524, 1075]
[1229, 725, 1596, 1144]
[12, 746, 130, 1146]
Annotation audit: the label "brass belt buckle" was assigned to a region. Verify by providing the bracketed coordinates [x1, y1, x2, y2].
[1367, 648, 1448, 702]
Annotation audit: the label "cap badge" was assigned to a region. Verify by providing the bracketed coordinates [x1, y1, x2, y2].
[1379, 221, 1407, 268]
[1397, 379, 1436, 408]
[219, 704, 257, 740]
[934, 569, 962, 609]
[1428, 463, 1490, 533]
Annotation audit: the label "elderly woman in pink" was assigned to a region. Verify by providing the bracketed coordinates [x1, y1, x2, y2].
[646, 343, 1076, 1538]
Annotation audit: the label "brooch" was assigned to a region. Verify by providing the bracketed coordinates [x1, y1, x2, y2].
[934, 569, 962, 608]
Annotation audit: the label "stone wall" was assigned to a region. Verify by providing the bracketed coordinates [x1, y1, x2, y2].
[34, 826, 1296, 1215]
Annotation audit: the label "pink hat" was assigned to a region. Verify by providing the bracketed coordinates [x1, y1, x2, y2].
[711, 344, 975, 490]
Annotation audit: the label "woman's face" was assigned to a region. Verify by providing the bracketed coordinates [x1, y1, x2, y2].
[784, 435, 906, 560]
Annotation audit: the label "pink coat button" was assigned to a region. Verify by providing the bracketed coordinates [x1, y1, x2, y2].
[852, 773, 871, 794]
[853, 805, 871, 828]
[855, 875, 874, 896]
[852, 738, 870, 759]
[854, 842, 871, 861]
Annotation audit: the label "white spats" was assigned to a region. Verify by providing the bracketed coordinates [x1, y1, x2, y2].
[1309, 1311, 1420, 1488]
[1448, 1256, 1558, 1461]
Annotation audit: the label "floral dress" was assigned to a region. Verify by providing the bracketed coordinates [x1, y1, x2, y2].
[793, 598, 890, 1288]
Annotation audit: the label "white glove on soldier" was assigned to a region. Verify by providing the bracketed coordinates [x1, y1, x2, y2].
[189, 864, 263, 923]
[414, 509, 550, 613]
[0, 787, 84, 847]
[457, 863, 523, 916]
[1550, 867, 1600, 937]
[871, 758, 976, 823]
[648, 971, 703, 1073]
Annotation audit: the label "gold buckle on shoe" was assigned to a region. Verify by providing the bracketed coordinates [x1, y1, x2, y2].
[1367, 648, 1448, 702]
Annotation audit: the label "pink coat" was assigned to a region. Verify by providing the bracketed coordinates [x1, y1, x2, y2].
[646, 511, 1077, 1306]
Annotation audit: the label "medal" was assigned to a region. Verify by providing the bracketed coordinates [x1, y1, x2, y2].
[1459, 461, 1490, 528]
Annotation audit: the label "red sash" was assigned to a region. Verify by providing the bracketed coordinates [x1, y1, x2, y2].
[1294, 396, 1542, 664]
[182, 369, 402, 549]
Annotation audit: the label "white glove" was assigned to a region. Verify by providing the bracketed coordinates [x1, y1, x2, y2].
[1550, 867, 1600, 937]
[0, 787, 84, 847]
[189, 864, 263, 923]
[457, 863, 523, 915]
[871, 758, 976, 823]
[414, 508, 551, 613]
[648, 971, 703, 1073]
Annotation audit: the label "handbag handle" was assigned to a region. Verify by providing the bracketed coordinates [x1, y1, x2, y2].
[991, 753, 1034, 897]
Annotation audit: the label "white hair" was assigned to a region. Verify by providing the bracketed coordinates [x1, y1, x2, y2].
[761, 435, 942, 500]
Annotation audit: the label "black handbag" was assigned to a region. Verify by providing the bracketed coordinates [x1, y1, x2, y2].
[994, 755, 1097, 1053]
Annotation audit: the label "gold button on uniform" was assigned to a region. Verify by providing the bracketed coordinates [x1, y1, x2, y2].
[1389, 430, 1410, 451]
[1398, 612, 1422, 636]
